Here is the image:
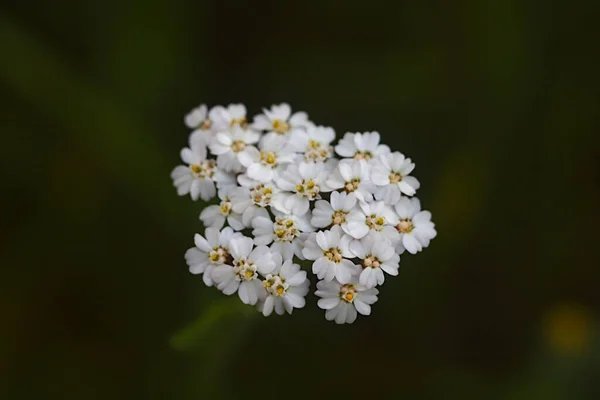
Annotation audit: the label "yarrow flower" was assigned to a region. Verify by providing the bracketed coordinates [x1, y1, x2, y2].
[173, 102, 436, 323]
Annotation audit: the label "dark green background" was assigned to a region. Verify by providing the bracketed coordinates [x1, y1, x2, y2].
[2, 1, 599, 399]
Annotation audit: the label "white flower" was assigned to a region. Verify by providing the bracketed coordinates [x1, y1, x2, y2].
[199, 189, 245, 230]
[350, 232, 400, 288]
[371, 152, 420, 201]
[258, 259, 309, 316]
[272, 162, 329, 215]
[170, 136, 217, 201]
[208, 103, 248, 131]
[252, 103, 311, 143]
[345, 200, 400, 240]
[209, 125, 260, 172]
[184, 227, 240, 287]
[228, 183, 274, 228]
[311, 191, 358, 234]
[326, 160, 376, 203]
[393, 197, 437, 254]
[239, 135, 295, 183]
[185, 104, 211, 130]
[289, 125, 335, 163]
[315, 278, 379, 324]
[211, 236, 276, 305]
[335, 132, 390, 161]
[302, 226, 359, 284]
[252, 210, 314, 260]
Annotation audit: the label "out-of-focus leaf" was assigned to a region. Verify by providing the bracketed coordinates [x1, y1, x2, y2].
[170, 297, 256, 352]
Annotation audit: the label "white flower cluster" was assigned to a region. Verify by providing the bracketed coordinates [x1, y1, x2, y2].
[172, 103, 436, 323]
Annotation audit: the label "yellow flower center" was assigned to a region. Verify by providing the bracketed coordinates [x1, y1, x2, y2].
[366, 214, 385, 231]
[208, 247, 231, 265]
[354, 151, 372, 160]
[363, 255, 381, 269]
[234, 259, 257, 281]
[344, 178, 360, 193]
[200, 120, 212, 130]
[264, 275, 287, 296]
[332, 211, 347, 225]
[219, 199, 232, 215]
[189, 159, 216, 179]
[339, 284, 357, 303]
[272, 119, 290, 134]
[274, 218, 298, 242]
[389, 172, 402, 184]
[250, 184, 274, 206]
[230, 117, 247, 127]
[231, 140, 246, 152]
[324, 248, 344, 263]
[397, 219, 414, 233]
[305, 141, 332, 162]
[260, 151, 277, 166]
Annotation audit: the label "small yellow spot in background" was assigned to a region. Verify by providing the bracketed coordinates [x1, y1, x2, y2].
[345, 293, 354, 301]
[245, 270, 254, 278]
[544, 303, 594, 356]
[277, 286, 285, 295]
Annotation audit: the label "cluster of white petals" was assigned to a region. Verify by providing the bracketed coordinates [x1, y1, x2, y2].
[173, 103, 436, 323]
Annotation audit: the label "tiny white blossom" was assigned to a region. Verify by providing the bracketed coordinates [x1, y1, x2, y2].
[208, 104, 248, 131]
[238, 135, 295, 183]
[302, 226, 359, 284]
[199, 189, 245, 231]
[345, 201, 399, 240]
[334, 132, 390, 161]
[326, 159, 376, 203]
[252, 210, 314, 260]
[228, 183, 274, 228]
[272, 162, 329, 215]
[311, 191, 358, 235]
[171, 135, 217, 201]
[315, 278, 379, 324]
[185, 227, 240, 286]
[252, 103, 311, 143]
[185, 104, 210, 130]
[393, 197, 437, 254]
[371, 152, 420, 201]
[210, 125, 260, 172]
[211, 236, 276, 305]
[258, 258, 310, 316]
[289, 125, 335, 163]
[350, 232, 400, 288]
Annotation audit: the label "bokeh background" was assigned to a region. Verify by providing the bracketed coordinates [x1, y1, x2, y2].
[2, 1, 599, 399]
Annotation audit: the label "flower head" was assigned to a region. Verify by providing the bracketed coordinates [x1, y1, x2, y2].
[371, 152, 420, 202]
[171, 135, 218, 201]
[211, 236, 276, 305]
[315, 278, 379, 324]
[175, 102, 436, 323]
[350, 232, 400, 288]
[326, 159, 375, 203]
[272, 162, 329, 215]
[239, 135, 295, 183]
[302, 226, 359, 283]
[252, 210, 314, 260]
[252, 103, 311, 143]
[335, 132, 390, 161]
[209, 104, 248, 131]
[259, 258, 309, 316]
[289, 125, 335, 163]
[393, 197, 437, 254]
[185, 227, 241, 286]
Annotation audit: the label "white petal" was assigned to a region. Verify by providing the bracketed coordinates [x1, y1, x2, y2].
[354, 299, 371, 316]
[317, 297, 340, 310]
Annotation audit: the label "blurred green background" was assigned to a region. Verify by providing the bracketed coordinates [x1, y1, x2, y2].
[2, 1, 599, 399]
